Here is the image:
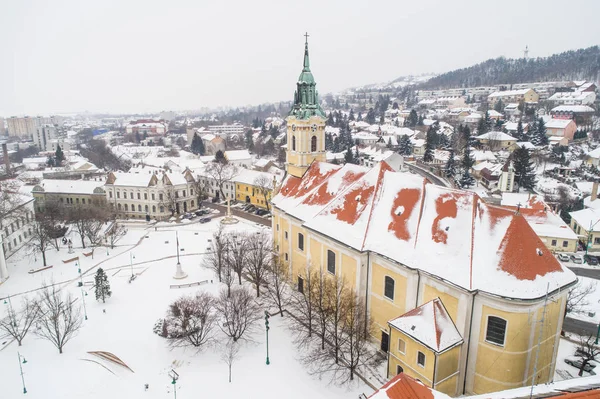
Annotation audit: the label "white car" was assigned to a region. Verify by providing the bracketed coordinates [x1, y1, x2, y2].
[570, 254, 584, 264]
[557, 253, 570, 262]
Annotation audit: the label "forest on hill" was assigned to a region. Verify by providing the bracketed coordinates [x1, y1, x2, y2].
[417, 45, 600, 89]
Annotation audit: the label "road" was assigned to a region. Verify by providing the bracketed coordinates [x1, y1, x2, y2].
[563, 317, 599, 336]
[202, 202, 272, 227]
[406, 163, 450, 187]
[568, 266, 600, 280]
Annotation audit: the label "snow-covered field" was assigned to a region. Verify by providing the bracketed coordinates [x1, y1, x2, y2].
[0, 218, 371, 399]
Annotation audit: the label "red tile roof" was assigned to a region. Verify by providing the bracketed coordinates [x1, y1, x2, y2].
[368, 373, 450, 399]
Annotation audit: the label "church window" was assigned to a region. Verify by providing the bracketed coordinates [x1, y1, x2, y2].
[327, 250, 335, 274]
[298, 233, 304, 251]
[292, 136, 296, 151]
[384, 276, 395, 300]
[485, 316, 507, 346]
[311, 136, 317, 152]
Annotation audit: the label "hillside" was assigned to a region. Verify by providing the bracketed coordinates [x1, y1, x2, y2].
[417, 45, 600, 89]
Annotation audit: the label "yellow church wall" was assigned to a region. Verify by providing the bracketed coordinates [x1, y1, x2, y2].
[472, 296, 564, 394]
[370, 262, 408, 334]
[388, 329, 435, 386]
[434, 346, 461, 395]
[422, 284, 460, 323]
[290, 224, 308, 279]
[341, 253, 358, 290]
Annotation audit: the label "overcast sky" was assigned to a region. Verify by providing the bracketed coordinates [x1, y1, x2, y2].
[2, 0, 599, 116]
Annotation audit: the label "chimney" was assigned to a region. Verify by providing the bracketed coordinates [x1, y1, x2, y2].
[592, 181, 598, 202]
[2, 143, 9, 176]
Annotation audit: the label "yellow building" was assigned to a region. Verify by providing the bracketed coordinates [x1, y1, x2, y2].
[488, 89, 539, 106]
[285, 36, 327, 178]
[234, 169, 281, 210]
[272, 38, 576, 397]
[569, 207, 600, 251]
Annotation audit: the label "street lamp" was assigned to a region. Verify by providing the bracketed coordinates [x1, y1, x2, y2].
[596, 322, 600, 345]
[130, 253, 135, 278]
[17, 352, 27, 394]
[4, 294, 17, 327]
[76, 262, 88, 320]
[265, 310, 270, 365]
[168, 369, 179, 399]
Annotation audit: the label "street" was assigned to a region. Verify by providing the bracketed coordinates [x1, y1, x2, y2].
[568, 266, 600, 280]
[563, 317, 599, 337]
[202, 202, 272, 227]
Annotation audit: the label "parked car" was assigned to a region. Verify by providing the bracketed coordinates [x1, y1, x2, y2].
[564, 357, 596, 373]
[199, 218, 211, 223]
[570, 254, 584, 264]
[256, 209, 270, 216]
[245, 205, 256, 213]
[557, 253, 571, 262]
[195, 210, 203, 216]
[584, 255, 599, 265]
[182, 212, 194, 219]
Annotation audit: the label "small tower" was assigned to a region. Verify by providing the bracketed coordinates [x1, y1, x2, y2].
[523, 45, 529, 60]
[286, 33, 327, 178]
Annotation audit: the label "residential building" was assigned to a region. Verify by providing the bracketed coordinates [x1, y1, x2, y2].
[199, 134, 226, 155]
[545, 118, 577, 141]
[272, 39, 576, 397]
[194, 166, 236, 201]
[548, 91, 596, 105]
[207, 123, 245, 136]
[569, 207, 600, 251]
[33, 124, 57, 152]
[487, 89, 539, 106]
[125, 120, 167, 136]
[104, 170, 197, 220]
[475, 131, 517, 151]
[234, 169, 280, 210]
[199, 150, 252, 168]
[585, 148, 600, 167]
[479, 162, 514, 192]
[32, 179, 107, 213]
[551, 105, 596, 127]
[7, 116, 39, 138]
[503, 121, 529, 136]
[0, 192, 35, 280]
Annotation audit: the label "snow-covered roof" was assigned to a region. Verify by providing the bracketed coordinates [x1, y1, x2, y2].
[488, 89, 532, 98]
[389, 298, 462, 353]
[548, 91, 595, 101]
[574, 181, 600, 196]
[587, 147, 600, 159]
[273, 161, 577, 299]
[107, 172, 155, 187]
[234, 168, 282, 186]
[546, 118, 574, 129]
[486, 110, 503, 117]
[503, 121, 528, 131]
[552, 105, 595, 113]
[33, 179, 105, 195]
[471, 150, 496, 162]
[225, 150, 251, 161]
[368, 372, 452, 399]
[22, 157, 48, 164]
[569, 208, 600, 232]
[475, 131, 516, 141]
[514, 141, 536, 150]
[583, 195, 600, 210]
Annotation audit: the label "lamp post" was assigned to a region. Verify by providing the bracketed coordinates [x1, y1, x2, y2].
[4, 294, 17, 327]
[76, 262, 88, 320]
[168, 369, 179, 399]
[130, 253, 135, 278]
[595, 322, 600, 345]
[17, 352, 27, 394]
[264, 310, 270, 365]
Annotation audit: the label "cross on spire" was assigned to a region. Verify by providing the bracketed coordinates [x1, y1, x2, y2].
[304, 32, 309, 44]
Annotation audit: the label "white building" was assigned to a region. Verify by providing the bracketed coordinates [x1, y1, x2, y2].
[105, 170, 198, 220]
[548, 91, 596, 106]
[33, 124, 57, 151]
[207, 123, 245, 136]
[0, 193, 35, 280]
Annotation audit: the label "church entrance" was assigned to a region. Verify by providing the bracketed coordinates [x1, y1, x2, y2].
[183, 202, 188, 212]
[245, 196, 251, 203]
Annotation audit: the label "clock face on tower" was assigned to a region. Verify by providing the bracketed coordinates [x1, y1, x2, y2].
[311, 124, 317, 132]
[291, 124, 296, 131]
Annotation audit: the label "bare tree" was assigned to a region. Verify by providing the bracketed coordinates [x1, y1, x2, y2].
[325, 275, 350, 364]
[159, 186, 178, 216]
[314, 271, 333, 351]
[204, 225, 226, 282]
[36, 285, 83, 354]
[38, 195, 66, 250]
[224, 233, 248, 286]
[486, 131, 504, 151]
[220, 338, 240, 383]
[290, 268, 318, 341]
[205, 162, 238, 200]
[165, 292, 216, 350]
[27, 220, 53, 266]
[215, 287, 260, 342]
[68, 206, 109, 251]
[191, 177, 210, 208]
[339, 292, 374, 382]
[253, 175, 273, 211]
[0, 297, 41, 346]
[106, 221, 127, 249]
[245, 231, 272, 297]
[265, 256, 290, 316]
[0, 180, 29, 225]
[575, 334, 600, 376]
[566, 280, 597, 316]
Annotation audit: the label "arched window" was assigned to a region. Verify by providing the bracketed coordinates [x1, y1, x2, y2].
[152, 206, 156, 213]
[384, 276, 395, 300]
[145, 205, 149, 213]
[138, 204, 142, 212]
[117, 204, 122, 211]
[327, 250, 336, 274]
[311, 135, 317, 152]
[292, 135, 296, 151]
[124, 204, 128, 211]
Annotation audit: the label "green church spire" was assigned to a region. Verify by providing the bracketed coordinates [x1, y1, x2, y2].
[289, 33, 326, 120]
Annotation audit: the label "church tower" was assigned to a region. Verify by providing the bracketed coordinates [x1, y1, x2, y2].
[286, 34, 327, 178]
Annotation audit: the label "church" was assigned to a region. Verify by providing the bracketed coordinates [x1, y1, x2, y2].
[271, 37, 578, 396]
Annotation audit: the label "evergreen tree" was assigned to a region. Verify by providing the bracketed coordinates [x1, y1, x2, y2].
[244, 130, 254, 152]
[354, 146, 360, 165]
[366, 108, 376, 124]
[512, 147, 537, 190]
[494, 98, 504, 113]
[214, 150, 227, 164]
[515, 120, 525, 141]
[407, 110, 418, 127]
[55, 144, 65, 165]
[47, 156, 55, 167]
[423, 129, 435, 163]
[325, 132, 334, 151]
[357, 112, 363, 122]
[417, 115, 424, 126]
[135, 131, 141, 143]
[348, 109, 355, 121]
[477, 112, 489, 135]
[94, 268, 112, 303]
[459, 169, 475, 188]
[459, 142, 475, 188]
[191, 133, 206, 155]
[379, 114, 385, 125]
[332, 136, 340, 153]
[344, 148, 354, 164]
[536, 117, 549, 146]
[445, 149, 456, 178]
[326, 112, 334, 126]
[398, 135, 412, 156]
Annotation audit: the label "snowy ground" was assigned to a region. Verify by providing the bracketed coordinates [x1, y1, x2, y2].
[554, 337, 598, 381]
[0, 217, 371, 399]
[568, 276, 600, 324]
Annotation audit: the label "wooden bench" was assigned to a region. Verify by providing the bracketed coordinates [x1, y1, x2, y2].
[82, 251, 93, 257]
[169, 280, 208, 289]
[28, 266, 53, 274]
[62, 256, 79, 264]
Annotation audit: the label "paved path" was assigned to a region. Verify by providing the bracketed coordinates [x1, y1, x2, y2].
[203, 202, 272, 227]
[406, 163, 451, 187]
[563, 317, 599, 336]
[568, 266, 600, 280]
